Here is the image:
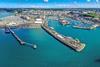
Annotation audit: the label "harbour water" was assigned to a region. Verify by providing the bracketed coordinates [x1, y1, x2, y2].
[0, 12, 100, 67]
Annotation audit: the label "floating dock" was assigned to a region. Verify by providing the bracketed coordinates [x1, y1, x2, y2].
[7, 27, 37, 49]
[41, 22, 85, 52]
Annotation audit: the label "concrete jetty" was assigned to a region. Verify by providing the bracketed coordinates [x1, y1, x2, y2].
[41, 21, 85, 52]
[7, 27, 37, 49]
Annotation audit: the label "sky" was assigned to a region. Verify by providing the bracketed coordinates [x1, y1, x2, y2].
[0, 0, 99, 8]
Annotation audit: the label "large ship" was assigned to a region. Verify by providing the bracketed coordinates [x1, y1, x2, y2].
[59, 18, 69, 26]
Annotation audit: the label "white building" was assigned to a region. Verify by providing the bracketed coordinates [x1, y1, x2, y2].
[35, 18, 43, 24]
[7, 22, 17, 26]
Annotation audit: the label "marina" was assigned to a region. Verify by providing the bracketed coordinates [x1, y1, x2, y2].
[72, 24, 99, 30]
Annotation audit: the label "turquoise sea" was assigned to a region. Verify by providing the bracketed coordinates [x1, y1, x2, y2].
[0, 11, 100, 67]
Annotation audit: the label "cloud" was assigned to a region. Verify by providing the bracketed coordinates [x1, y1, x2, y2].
[96, 0, 99, 2]
[44, 0, 48, 3]
[87, 0, 91, 2]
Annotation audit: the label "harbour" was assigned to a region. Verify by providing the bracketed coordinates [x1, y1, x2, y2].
[0, 9, 100, 67]
[0, 21, 100, 67]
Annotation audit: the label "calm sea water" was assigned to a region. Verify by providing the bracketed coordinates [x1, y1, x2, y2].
[0, 12, 100, 67]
